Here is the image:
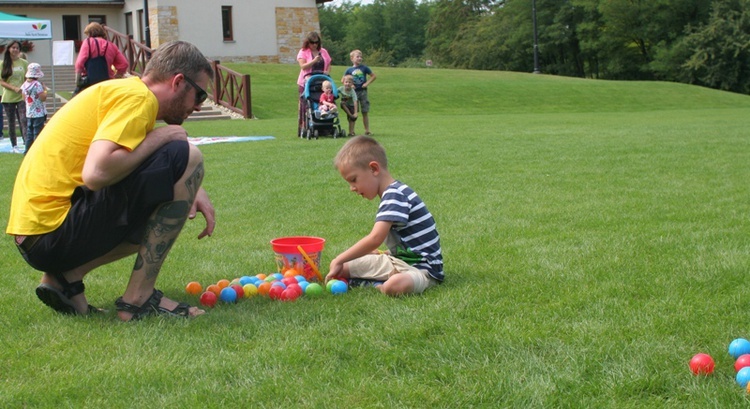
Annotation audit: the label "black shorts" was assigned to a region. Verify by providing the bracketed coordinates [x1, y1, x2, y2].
[18, 140, 190, 274]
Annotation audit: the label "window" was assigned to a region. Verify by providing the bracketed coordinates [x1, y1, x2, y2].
[62, 15, 81, 51]
[221, 6, 233, 42]
[137, 9, 144, 43]
[125, 12, 133, 37]
[88, 15, 106, 25]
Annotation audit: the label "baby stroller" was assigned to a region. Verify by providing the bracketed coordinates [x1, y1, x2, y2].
[299, 72, 344, 140]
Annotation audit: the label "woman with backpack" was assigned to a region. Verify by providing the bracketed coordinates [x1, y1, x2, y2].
[74, 22, 128, 95]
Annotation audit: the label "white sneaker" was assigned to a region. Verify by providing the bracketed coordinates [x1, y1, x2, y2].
[11, 146, 22, 154]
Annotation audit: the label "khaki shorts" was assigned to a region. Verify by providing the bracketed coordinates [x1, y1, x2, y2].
[347, 254, 438, 294]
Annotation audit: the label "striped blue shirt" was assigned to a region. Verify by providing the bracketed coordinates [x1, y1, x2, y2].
[376, 181, 444, 282]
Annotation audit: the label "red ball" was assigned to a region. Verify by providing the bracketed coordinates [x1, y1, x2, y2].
[282, 277, 298, 287]
[689, 353, 715, 375]
[231, 284, 245, 299]
[199, 291, 217, 308]
[735, 354, 750, 372]
[286, 283, 303, 297]
[268, 285, 284, 300]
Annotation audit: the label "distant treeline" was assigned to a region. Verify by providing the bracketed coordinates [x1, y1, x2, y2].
[320, 0, 750, 94]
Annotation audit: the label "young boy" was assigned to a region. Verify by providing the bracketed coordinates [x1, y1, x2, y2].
[326, 136, 443, 296]
[344, 50, 376, 135]
[338, 74, 358, 136]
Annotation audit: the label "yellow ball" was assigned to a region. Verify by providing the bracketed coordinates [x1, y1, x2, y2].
[242, 283, 258, 298]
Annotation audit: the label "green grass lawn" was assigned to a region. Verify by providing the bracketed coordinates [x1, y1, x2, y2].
[2, 64, 750, 407]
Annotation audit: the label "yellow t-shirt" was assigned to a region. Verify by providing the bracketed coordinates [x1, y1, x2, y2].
[6, 76, 159, 235]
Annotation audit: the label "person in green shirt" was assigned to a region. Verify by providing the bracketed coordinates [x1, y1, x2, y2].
[0, 41, 29, 153]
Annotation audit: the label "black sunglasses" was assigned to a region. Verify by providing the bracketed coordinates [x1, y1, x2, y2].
[183, 75, 208, 105]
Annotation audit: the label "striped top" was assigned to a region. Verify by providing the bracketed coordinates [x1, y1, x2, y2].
[376, 181, 444, 282]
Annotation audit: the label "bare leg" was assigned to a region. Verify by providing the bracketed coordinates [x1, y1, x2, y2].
[117, 143, 206, 321]
[379, 273, 414, 296]
[362, 112, 370, 134]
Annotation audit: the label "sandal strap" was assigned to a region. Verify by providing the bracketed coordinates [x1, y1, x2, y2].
[52, 273, 85, 299]
[115, 289, 163, 320]
[158, 302, 191, 317]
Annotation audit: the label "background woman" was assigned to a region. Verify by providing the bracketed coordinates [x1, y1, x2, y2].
[296, 32, 331, 136]
[1, 40, 29, 153]
[75, 22, 128, 90]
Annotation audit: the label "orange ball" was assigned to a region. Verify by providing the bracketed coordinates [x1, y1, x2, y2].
[255, 273, 267, 280]
[185, 281, 202, 295]
[284, 269, 299, 278]
[257, 281, 272, 296]
[216, 279, 231, 289]
[206, 284, 221, 296]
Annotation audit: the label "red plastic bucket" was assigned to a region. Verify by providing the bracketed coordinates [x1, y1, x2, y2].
[270, 236, 326, 282]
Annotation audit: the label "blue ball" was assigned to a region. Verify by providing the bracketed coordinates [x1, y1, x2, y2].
[220, 287, 237, 303]
[331, 280, 348, 295]
[729, 338, 750, 359]
[737, 367, 750, 387]
[298, 281, 310, 292]
[239, 276, 253, 286]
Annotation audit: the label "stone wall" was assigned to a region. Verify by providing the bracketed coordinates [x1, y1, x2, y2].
[150, 6, 179, 48]
[276, 7, 321, 64]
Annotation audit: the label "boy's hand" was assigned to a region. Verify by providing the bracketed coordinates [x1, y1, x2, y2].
[326, 259, 343, 282]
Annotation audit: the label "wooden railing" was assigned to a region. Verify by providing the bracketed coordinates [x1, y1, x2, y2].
[104, 27, 252, 118]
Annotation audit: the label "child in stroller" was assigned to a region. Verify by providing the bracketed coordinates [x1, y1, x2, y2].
[317, 80, 338, 118]
[299, 73, 344, 139]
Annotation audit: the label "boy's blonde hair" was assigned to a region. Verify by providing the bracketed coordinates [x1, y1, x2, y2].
[341, 74, 354, 84]
[335, 136, 388, 170]
[350, 49, 363, 59]
[322, 80, 332, 91]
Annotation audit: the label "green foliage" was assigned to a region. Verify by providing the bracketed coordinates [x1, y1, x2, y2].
[320, 0, 746, 95]
[3, 63, 750, 407]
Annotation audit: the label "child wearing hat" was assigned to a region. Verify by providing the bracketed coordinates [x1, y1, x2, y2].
[20, 63, 48, 154]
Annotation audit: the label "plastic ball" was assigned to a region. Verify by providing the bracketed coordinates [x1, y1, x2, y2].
[295, 275, 306, 283]
[199, 291, 217, 307]
[272, 273, 284, 281]
[737, 367, 750, 387]
[231, 284, 245, 299]
[239, 276, 253, 286]
[689, 353, 715, 375]
[298, 281, 310, 292]
[284, 268, 299, 278]
[185, 281, 202, 295]
[305, 283, 324, 297]
[217, 279, 231, 289]
[220, 287, 238, 303]
[736, 354, 750, 372]
[255, 273, 268, 280]
[257, 282, 272, 296]
[281, 288, 300, 301]
[331, 280, 348, 295]
[326, 279, 338, 292]
[282, 277, 298, 287]
[206, 284, 221, 296]
[269, 285, 284, 300]
[242, 283, 258, 298]
[729, 338, 750, 359]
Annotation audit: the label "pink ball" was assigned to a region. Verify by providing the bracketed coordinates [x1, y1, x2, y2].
[689, 353, 715, 375]
[736, 354, 750, 372]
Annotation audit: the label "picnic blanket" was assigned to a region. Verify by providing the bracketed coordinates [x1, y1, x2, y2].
[0, 136, 274, 154]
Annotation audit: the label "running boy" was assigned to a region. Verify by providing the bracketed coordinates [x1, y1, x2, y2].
[344, 50, 376, 135]
[326, 136, 443, 296]
[338, 74, 358, 136]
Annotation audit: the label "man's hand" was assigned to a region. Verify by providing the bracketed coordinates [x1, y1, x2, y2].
[190, 187, 215, 239]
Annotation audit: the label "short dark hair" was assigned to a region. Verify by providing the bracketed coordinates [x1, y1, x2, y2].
[143, 41, 214, 83]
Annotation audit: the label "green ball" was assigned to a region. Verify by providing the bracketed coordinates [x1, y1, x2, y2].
[305, 282, 324, 296]
[326, 279, 338, 292]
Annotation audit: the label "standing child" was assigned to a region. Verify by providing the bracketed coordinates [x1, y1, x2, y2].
[326, 136, 444, 296]
[317, 80, 337, 118]
[20, 63, 47, 154]
[338, 74, 358, 136]
[344, 50, 376, 135]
